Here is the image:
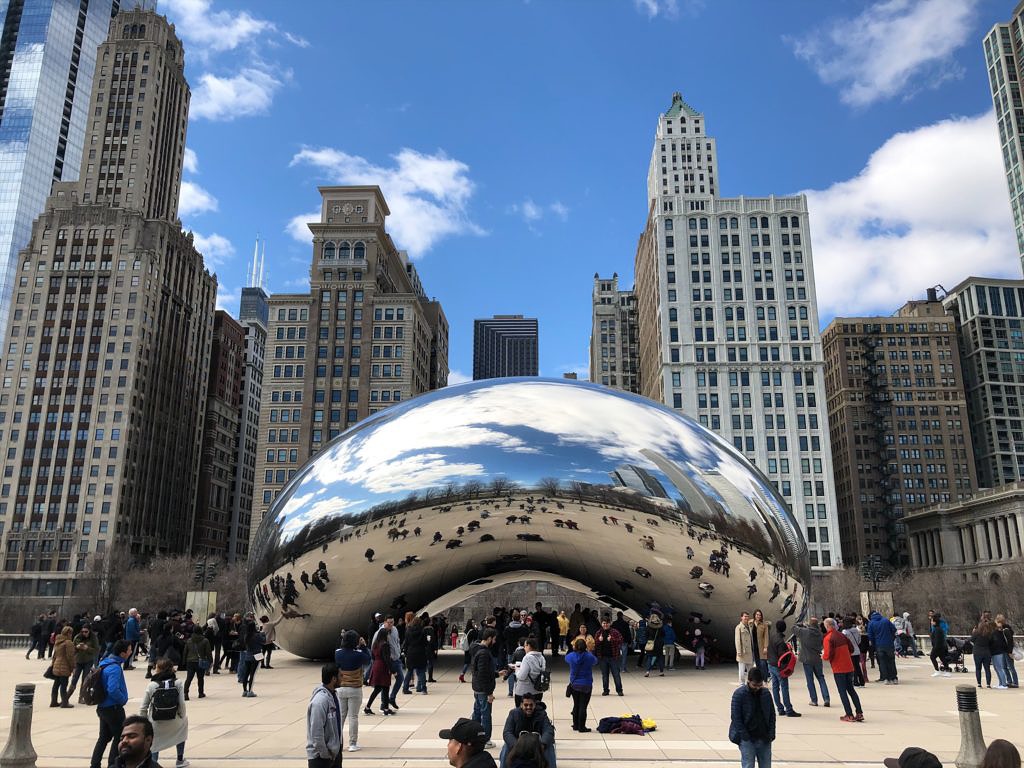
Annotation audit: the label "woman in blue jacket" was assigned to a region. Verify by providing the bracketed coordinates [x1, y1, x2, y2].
[565, 638, 598, 732]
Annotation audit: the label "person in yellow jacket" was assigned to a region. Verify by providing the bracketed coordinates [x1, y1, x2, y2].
[557, 611, 570, 652]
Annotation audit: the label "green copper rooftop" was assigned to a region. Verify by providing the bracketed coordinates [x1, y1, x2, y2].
[665, 91, 701, 118]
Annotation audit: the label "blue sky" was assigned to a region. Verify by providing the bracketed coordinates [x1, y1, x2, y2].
[165, 0, 1021, 382]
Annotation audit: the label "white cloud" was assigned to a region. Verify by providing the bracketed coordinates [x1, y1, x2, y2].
[288, 147, 484, 257]
[286, 208, 320, 244]
[162, 0, 274, 57]
[215, 283, 239, 311]
[178, 180, 217, 217]
[508, 198, 570, 228]
[182, 148, 199, 174]
[788, 0, 977, 107]
[633, 0, 678, 18]
[190, 68, 282, 121]
[549, 201, 570, 222]
[447, 370, 472, 386]
[805, 111, 1018, 319]
[191, 232, 234, 267]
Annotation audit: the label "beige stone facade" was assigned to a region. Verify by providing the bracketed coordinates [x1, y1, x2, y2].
[822, 295, 978, 567]
[250, 187, 448, 547]
[589, 273, 639, 392]
[0, 8, 215, 600]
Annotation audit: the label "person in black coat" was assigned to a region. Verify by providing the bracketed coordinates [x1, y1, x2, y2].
[402, 617, 431, 694]
[729, 667, 776, 768]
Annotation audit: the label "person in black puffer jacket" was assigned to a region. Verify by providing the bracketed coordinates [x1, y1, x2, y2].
[402, 617, 430, 695]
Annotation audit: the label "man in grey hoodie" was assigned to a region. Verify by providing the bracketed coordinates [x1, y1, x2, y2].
[794, 617, 830, 708]
[306, 664, 343, 768]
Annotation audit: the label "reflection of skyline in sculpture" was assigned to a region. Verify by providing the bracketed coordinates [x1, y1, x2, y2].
[610, 464, 671, 499]
[248, 378, 810, 659]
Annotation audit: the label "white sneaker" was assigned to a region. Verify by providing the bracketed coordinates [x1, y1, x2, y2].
[995, 684, 1008, 689]
[931, 671, 942, 677]
[485, 741, 497, 749]
[348, 744, 361, 752]
[942, 672, 952, 678]
[175, 761, 190, 768]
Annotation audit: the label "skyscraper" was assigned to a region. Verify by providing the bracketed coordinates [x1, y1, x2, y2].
[229, 247, 269, 563]
[0, 0, 121, 338]
[984, 11, 1024, 271]
[249, 186, 449, 546]
[590, 273, 639, 392]
[0, 7, 215, 600]
[194, 310, 244, 558]
[633, 92, 843, 568]
[472, 314, 538, 380]
[942, 276, 1024, 487]
[821, 291, 977, 567]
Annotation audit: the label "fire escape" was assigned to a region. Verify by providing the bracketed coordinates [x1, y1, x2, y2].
[861, 325, 903, 567]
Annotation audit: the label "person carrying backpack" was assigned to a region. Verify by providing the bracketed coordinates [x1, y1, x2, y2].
[766, 620, 800, 718]
[514, 637, 547, 707]
[139, 657, 189, 768]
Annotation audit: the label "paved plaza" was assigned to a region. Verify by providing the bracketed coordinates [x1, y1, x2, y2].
[1, 648, 1021, 767]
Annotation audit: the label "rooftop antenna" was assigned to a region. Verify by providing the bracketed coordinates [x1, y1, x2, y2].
[248, 234, 260, 287]
[258, 238, 266, 290]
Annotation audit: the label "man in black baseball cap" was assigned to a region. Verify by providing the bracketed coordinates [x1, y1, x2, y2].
[884, 747, 943, 768]
[439, 718, 496, 768]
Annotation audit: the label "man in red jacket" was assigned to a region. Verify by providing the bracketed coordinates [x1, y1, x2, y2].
[822, 617, 863, 723]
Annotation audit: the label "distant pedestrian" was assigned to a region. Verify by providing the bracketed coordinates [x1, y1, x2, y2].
[794, 618, 829, 707]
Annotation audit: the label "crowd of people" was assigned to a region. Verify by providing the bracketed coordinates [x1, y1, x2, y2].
[23, 599, 1021, 768]
[25, 606, 284, 768]
[729, 605, 1021, 768]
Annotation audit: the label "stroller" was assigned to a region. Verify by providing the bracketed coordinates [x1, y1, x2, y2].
[945, 637, 972, 674]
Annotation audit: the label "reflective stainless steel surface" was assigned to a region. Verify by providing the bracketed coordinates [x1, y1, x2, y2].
[248, 378, 810, 659]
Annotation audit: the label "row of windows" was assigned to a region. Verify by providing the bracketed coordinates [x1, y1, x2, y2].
[665, 216, 802, 231]
[322, 242, 366, 260]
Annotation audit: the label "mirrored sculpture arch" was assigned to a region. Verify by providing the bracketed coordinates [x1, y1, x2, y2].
[248, 378, 810, 659]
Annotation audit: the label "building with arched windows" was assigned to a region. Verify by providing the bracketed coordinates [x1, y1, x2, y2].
[249, 186, 449, 548]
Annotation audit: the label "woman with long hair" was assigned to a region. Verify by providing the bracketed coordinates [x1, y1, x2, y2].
[140, 657, 189, 767]
[971, 620, 995, 688]
[364, 631, 394, 715]
[506, 731, 549, 768]
[752, 609, 769, 678]
[981, 740, 1021, 768]
[49, 625, 75, 708]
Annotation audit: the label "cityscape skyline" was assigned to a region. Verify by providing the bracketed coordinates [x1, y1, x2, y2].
[149, 0, 1019, 382]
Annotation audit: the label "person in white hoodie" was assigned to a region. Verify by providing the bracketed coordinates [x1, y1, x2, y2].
[513, 637, 546, 707]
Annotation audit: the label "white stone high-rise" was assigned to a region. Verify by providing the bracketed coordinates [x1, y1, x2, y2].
[634, 92, 843, 568]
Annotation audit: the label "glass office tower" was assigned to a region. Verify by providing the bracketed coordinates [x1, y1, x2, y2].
[0, 0, 118, 336]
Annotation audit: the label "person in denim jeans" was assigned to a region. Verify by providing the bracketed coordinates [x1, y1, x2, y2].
[794, 618, 830, 706]
[766, 620, 800, 718]
[992, 615, 1019, 689]
[729, 667, 775, 768]
[469, 628, 499, 748]
[823, 618, 863, 723]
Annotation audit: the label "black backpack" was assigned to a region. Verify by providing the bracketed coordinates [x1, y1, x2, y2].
[151, 680, 179, 721]
[531, 661, 551, 692]
[79, 666, 107, 706]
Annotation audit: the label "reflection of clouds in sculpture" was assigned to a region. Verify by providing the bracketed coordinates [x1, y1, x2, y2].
[249, 378, 810, 659]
